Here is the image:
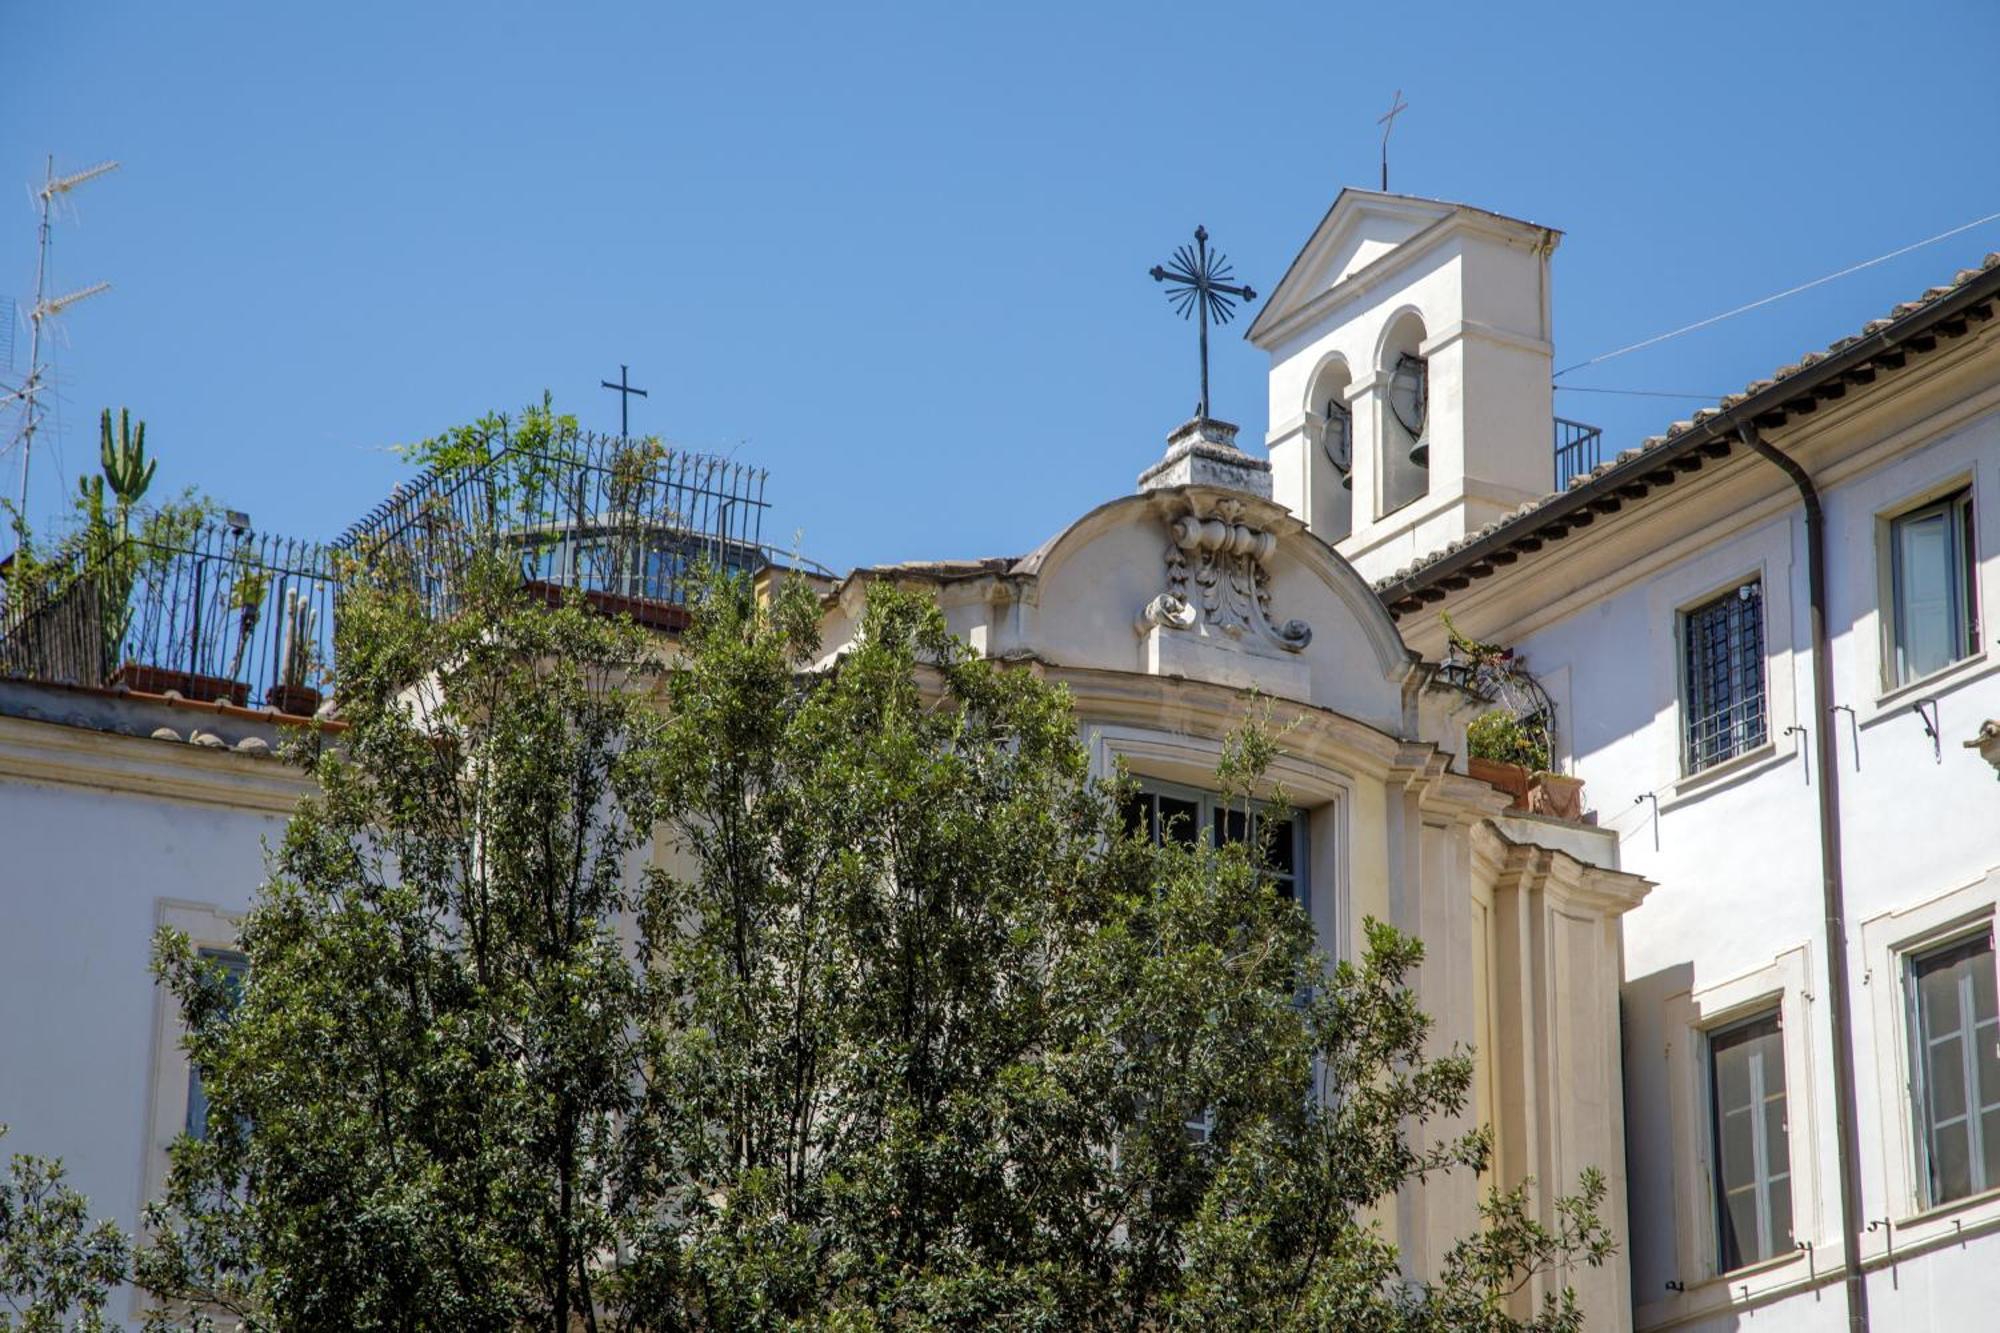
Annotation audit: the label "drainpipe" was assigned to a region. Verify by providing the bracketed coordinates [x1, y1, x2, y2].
[1735, 420, 1869, 1332]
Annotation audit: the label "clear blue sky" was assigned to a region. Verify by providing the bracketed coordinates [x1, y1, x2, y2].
[4, 1, 1997, 573]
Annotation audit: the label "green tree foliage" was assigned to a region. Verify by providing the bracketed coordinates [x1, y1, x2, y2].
[138, 562, 1610, 1330]
[0, 1128, 128, 1333]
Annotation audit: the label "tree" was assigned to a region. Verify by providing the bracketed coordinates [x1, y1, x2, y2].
[141, 560, 1610, 1330]
[141, 550, 664, 1331]
[0, 1128, 128, 1333]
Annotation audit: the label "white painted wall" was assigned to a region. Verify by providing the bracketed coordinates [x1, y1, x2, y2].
[1406, 355, 2000, 1329]
[0, 724, 293, 1299]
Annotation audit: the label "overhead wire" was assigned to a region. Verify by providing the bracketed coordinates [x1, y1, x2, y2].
[1553, 207, 2000, 378]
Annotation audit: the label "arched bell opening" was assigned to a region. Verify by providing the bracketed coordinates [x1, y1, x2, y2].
[1305, 356, 1355, 543]
[1377, 310, 1430, 517]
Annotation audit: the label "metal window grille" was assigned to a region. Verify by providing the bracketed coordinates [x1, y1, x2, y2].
[1707, 1010, 1792, 1271]
[1682, 582, 1766, 774]
[1907, 931, 2000, 1207]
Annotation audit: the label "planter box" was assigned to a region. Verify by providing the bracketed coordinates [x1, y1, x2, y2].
[521, 579, 691, 634]
[265, 683, 324, 717]
[1529, 772, 1587, 822]
[1467, 758, 1590, 823]
[1468, 756, 1532, 810]
[111, 661, 250, 708]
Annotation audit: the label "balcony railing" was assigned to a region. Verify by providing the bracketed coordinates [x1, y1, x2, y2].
[1554, 417, 1605, 489]
[2, 428, 820, 715]
[336, 428, 771, 627]
[0, 522, 338, 715]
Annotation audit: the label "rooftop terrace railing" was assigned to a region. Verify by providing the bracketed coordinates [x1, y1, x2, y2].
[2, 428, 815, 713]
[1554, 417, 1605, 490]
[336, 429, 772, 628]
[0, 521, 339, 715]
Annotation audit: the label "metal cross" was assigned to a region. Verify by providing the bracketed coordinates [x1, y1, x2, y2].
[1150, 226, 1255, 424]
[600, 363, 649, 437]
[1378, 89, 1409, 191]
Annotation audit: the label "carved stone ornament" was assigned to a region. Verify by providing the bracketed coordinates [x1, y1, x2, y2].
[1140, 494, 1311, 653]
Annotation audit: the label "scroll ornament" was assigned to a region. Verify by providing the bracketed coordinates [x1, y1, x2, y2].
[1138, 497, 1311, 652]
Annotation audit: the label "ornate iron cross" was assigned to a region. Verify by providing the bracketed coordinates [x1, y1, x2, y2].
[1150, 225, 1254, 424]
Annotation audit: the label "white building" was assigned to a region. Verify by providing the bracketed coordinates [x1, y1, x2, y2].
[3, 184, 1996, 1331]
[1255, 188, 2000, 1330]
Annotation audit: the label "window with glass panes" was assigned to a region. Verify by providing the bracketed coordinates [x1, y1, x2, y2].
[1908, 931, 2000, 1206]
[1122, 779, 1307, 909]
[1682, 582, 1767, 774]
[1708, 1011, 1792, 1271]
[184, 948, 248, 1141]
[1890, 488, 1978, 687]
[1123, 778, 1310, 1145]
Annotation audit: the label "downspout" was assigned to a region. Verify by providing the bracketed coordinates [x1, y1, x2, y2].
[1735, 419, 1869, 1332]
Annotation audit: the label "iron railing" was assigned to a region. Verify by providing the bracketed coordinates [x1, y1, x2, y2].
[0, 522, 338, 715]
[1554, 417, 1605, 489]
[337, 429, 770, 628]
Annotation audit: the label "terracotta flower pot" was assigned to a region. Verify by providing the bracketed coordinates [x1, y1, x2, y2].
[1468, 756, 1533, 811]
[111, 661, 249, 708]
[1528, 772, 1587, 822]
[265, 683, 323, 717]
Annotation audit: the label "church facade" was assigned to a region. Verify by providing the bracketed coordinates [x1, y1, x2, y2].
[3, 186, 1998, 1331]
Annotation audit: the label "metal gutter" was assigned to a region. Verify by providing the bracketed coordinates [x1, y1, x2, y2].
[1735, 418, 1869, 1332]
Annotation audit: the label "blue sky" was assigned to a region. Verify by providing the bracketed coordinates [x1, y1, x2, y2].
[4, 1, 1997, 573]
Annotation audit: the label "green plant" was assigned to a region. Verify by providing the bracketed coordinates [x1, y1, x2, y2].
[1467, 707, 1552, 773]
[222, 561, 269, 685]
[0, 1125, 129, 1331]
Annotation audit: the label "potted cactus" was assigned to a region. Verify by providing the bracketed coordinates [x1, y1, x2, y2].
[264, 589, 321, 716]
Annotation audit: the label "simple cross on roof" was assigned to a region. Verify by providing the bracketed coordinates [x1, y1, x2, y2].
[600, 363, 649, 438]
[1150, 226, 1256, 424]
[1378, 90, 1409, 192]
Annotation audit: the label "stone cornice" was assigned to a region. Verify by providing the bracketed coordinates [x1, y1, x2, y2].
[1472, 820, 1653, 917]
[0, 713, 312, 815]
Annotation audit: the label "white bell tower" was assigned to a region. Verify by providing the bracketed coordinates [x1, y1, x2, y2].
[1247, 191, 1561, 585]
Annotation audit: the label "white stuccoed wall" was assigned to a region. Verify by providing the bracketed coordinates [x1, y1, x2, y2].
[0, 702, 303, 1323]
[1401, 355, 2000, 1330]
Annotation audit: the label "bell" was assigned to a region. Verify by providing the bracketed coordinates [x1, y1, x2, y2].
[1408, 436, 1429, 469]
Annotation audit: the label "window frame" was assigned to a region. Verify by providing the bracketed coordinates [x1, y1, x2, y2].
[1703, 1007, 1794, 1272]
[1678, 579, 1769, 776]
[1904, 925, 2000, 1209]
[1886, 485, 1979, 689]
[1122, 775, 1310, 914]
[182, 947, 249, 1142]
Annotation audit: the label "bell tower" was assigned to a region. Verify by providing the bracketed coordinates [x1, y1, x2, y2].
[1247, 191, 1561, 585]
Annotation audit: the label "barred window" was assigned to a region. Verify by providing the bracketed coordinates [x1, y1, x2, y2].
[1682, 582, 1767, 774]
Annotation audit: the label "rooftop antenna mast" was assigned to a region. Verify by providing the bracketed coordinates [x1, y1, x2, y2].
[4, 156, 119, 524]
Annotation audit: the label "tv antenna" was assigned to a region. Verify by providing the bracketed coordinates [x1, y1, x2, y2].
[3, 156, 119, 524]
